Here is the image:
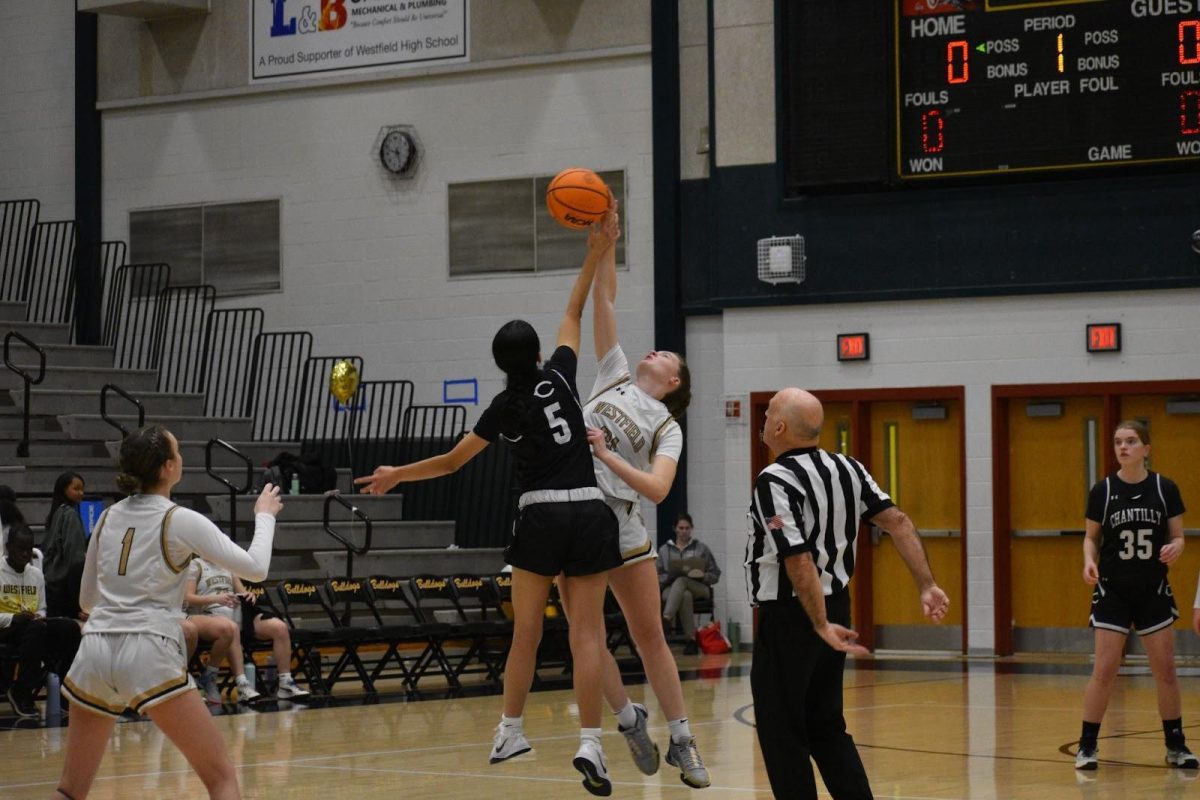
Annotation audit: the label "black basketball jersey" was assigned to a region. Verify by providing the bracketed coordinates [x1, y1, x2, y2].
[1085, 471, 1185, 582]
[473, 345, 598, 493]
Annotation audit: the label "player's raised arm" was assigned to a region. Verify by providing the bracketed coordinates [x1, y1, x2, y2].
[590, 204, 621, 359]
[557, 210, 616, 354]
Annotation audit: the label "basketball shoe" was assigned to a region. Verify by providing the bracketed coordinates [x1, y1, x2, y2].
[573, 738, 612, 797]
[666, 735, 711, 788]
[618, 702, 660, 775]
[1166, 746, 1200, 769]
[1074, 744, 1098, 770]
[489, 724, 532, 763]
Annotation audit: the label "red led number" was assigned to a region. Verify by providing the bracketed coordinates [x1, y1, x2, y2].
[921, 109, 945, 153]
[947, 40, 969, 84]
[1089, 327, 1117, 351]
[840, 338, 864, 359]
[1183, 90, 1200, 135]
[1180, 20, 1200, 65]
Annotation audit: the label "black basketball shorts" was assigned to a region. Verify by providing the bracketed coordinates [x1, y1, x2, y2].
[505, 498, 621, 577]
[1089, 575, 1179, 636]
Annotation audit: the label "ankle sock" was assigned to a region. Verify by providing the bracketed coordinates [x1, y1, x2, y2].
[668, 717, 692, 742]
[614, 701, 638, 729]
[581, 727, 602, 745]
[500, 714, 523, 731]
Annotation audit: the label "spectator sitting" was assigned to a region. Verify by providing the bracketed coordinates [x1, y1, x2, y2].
[657, 512, 721, 655]
[0, 523, 82, 717]
[0, 485, 40, 572]
[43, 472, 88, 621]
[182, 559, 258, 705]
[183, 558, 308, 702]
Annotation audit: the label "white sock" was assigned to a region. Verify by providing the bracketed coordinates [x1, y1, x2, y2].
[668, 717, 692, 742]
[614, 701, 638, 729]
[581, 727, 603, 745]
[278, 672, 293, 684]
[235, 674, 251, 686]
[500, 714, 523, 730]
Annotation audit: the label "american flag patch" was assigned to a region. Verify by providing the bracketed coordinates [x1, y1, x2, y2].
[767, 515, 785, 530]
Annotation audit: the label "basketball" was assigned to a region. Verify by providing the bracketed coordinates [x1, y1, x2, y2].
[545, 168, 611, 230]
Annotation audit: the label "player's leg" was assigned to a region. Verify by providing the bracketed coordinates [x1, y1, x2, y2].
[502, 568, 552, 717]
[609, 558, 710, 787]
[55, 704, 118, 799]
[1077, 627, 1126, 768]
[145, 691, 242, 799]
[1141, 617, 1197, 767]
[562, 570, 614, 796]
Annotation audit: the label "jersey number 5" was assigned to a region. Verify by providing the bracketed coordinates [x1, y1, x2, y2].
[544, 402, 572, 444]
[1117, 528, 1153, 560]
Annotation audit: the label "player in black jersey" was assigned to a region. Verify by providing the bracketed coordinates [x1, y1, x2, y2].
[355, 223, 622, 796]
[1075, 420, 1198, 771]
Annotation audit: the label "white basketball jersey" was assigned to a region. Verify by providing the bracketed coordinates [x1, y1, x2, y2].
[585, 345, 682, 502]
[187, 558, 236, 617]
[81, 494, 274, 639]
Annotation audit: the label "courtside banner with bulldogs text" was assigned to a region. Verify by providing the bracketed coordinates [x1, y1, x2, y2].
[251, 0, 468, 81]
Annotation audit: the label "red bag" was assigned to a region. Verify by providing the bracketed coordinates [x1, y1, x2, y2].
[695, 620, 732, 655]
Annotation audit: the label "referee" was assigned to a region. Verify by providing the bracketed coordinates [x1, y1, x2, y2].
[746, 388, 950, 799]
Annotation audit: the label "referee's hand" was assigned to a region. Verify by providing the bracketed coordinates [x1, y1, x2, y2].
[816, 622, 869, 656]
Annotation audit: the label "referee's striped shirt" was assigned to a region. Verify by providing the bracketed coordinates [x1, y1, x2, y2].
[745, 446, 894, 604]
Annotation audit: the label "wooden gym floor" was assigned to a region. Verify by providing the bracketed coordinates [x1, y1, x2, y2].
[1, 653, 1198, 799]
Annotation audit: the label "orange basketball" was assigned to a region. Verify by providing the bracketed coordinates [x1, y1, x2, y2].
[545, 168, 611, 230]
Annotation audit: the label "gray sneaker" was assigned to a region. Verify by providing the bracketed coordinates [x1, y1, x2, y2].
[666, 735, 711, 788]
[618, 703, 660, 775]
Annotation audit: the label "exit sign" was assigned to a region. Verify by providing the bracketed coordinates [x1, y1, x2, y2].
[1086, 323, 1121, 353]
[837, 333, 870, 362]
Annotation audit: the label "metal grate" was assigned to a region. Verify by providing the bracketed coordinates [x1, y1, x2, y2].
[74, 240, 127, 346]
[24, 220, 77, 325]
[756, 235, 806, 285]
[294, 355, 365, 473]
[399, 405, 466, 521]
[202, 308, 264, 418]
[0, 200, 39, 303]
[248, 331, 312, 440]
[154, 285, 216, 394]
[104, 263, 170, 370]
[347, 379, 414, 483]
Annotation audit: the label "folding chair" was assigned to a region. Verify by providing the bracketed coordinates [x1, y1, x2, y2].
[448, 574, 512, 688]
[274, 578, 352, 695]
[322, 577, 383, 693]
[366, 576, 458, 695]
[409, 575, 481, 687]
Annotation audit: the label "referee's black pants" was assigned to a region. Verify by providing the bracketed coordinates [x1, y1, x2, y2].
[751, 590, 873, 800]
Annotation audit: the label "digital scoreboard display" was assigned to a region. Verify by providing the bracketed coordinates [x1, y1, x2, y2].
[896, 0, 1200, 180]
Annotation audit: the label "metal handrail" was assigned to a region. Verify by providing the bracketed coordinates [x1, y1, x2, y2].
[205, 438, 254, 542]
[99, 383, 145, 437]
[323, 492, 373, 578]
[4, 331, 46, 456]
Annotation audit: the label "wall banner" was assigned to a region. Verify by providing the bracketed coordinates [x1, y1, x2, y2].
[251, 0, 468, 82]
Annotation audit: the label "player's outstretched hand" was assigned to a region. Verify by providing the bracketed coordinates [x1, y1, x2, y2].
[816, 622, 869, 656]
[254, 483, 283, 517]
[354, 466, 399, 496]
[921, 584, 950, 623]
[1082, 561, 1100, 585]
[586, 426, 609, 453]
[1159, 539, 1184, 564]
[587, 198, 620, 251]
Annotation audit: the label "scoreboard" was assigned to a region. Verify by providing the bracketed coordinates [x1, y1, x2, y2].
[896, 0, 1200, 180]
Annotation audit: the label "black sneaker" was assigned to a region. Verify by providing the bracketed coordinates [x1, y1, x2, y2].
[1167, 746, 1200, 769]
[1074, 743, 1098, 770]
[7, 687, 39, 719]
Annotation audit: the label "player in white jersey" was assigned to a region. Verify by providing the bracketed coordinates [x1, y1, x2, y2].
[54, 425, 282, 800]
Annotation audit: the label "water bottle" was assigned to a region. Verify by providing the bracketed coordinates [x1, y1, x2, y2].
[289, 475, 301, 495]
[265, 656, 277, 693]
[46, 672, 61, 716]
[243, 661, 257, 693]
[727, 618, 741, 652]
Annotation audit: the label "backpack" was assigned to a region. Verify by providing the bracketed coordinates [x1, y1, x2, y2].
[255, 449, 337, 494]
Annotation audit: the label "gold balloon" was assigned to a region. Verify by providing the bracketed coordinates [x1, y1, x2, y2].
[329, 359, 360, 405]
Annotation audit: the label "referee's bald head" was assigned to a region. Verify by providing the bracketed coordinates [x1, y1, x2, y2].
[764, 388, 823, 450]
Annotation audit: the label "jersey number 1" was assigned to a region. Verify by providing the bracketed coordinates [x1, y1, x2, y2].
[118, 527, 136, 575]
[1117, 528, 1152, 560]
[544, 403, 572, 444]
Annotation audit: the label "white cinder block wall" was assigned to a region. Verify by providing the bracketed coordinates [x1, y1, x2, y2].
[100, 57, 662, 535]
[0, 1, 76, 219]
[701, 289, 1200, 652]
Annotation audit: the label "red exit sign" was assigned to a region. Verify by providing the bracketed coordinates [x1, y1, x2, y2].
[1086, 323, 1121, 353]
[837, 333, 870, 362]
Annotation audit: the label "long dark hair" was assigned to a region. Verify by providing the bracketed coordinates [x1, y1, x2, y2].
[116, 425, 176, 495]
[492, 320, 541, 434]
[46, 471, 84, 529]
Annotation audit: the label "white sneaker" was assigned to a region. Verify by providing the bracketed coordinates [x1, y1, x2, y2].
[197, 672, 222, 705]
[236, 678, 262, 704]
[490, 725, 532, 763]
[276, 677, 310, 700]
[573, 739, 612, 797]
